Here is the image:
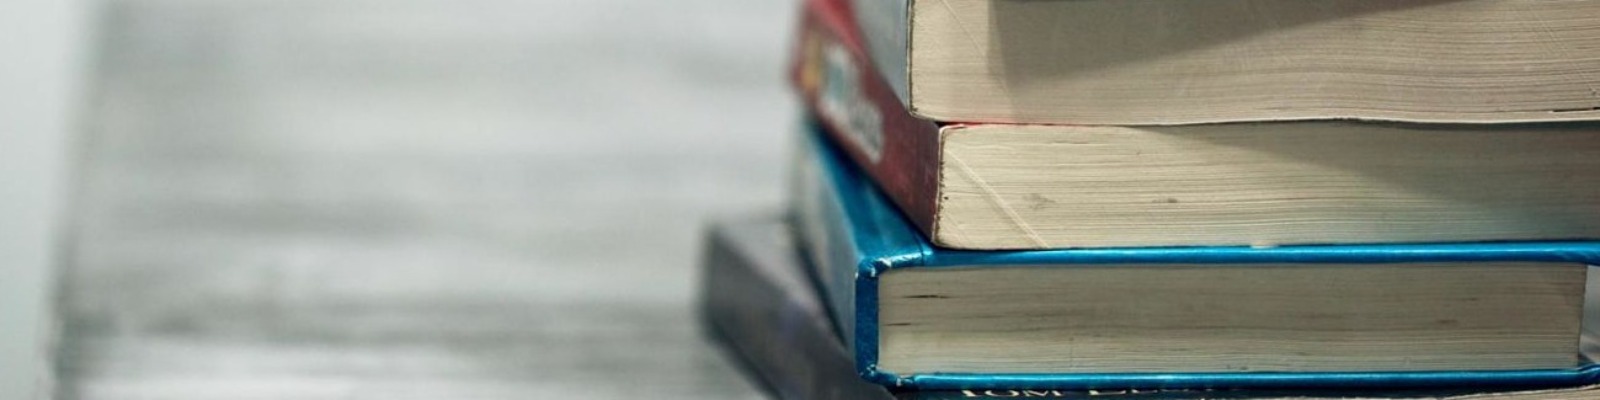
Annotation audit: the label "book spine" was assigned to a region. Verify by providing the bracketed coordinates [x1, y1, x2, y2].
[698, 219, 897, 400]
[789, 120, 868, 354]
[793, 0, 942, 239]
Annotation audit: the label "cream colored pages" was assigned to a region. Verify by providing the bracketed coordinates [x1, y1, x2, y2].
[933, 123, 1600, 249]
[879, 263, 1586, 374]
[909, 0, 1600, 125]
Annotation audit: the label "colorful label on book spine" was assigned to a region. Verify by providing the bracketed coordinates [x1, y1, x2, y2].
[792, 0, 943, 235]
[804, 30, 883, 163]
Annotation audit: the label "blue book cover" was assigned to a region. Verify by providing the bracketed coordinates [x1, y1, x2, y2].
[699, 217, 1600, 399]
[790, 119, 1600, 391]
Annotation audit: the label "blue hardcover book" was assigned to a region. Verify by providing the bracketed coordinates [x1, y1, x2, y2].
[790, 119, 1600, 391]
[699, 217, 1600, 400]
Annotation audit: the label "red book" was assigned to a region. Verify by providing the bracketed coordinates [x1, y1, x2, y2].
[791, 0, 941, 238]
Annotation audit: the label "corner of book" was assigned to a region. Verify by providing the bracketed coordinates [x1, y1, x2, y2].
[859, 362, 909, 388]
[857, 258, 892, 279]
[901, 97, 950, 124]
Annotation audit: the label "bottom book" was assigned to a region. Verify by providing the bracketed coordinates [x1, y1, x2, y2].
[696, 216, 1600, 400]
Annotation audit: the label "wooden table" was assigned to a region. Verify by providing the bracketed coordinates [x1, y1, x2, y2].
[59, 0, 793, 398]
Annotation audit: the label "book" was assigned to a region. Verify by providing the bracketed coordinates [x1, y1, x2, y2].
[700, 216, 899, 400]
[792, 0, 1600, 250]
[698, 216, 1600, 399]
[790, 120, 1600, 390]
[844, 0, 1600, 125]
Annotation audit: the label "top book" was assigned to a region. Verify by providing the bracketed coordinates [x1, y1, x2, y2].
[854, 0, 1600, 125]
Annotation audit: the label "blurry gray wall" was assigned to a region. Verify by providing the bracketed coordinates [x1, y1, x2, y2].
[0, 0, 93, 398]
[60, 0, 795, 398]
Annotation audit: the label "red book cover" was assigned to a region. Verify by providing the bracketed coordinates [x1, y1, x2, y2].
[791, 0, 942, 238]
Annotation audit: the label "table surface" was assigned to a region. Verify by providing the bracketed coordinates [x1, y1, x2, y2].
[58, 0, 794, 398]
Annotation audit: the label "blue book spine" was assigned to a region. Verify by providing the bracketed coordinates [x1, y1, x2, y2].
[790, 119, 1600, 391]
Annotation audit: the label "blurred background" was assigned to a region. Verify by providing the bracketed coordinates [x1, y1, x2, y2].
[13, 0, 799, 398]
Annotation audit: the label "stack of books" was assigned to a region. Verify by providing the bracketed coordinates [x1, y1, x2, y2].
[702, 0, 1600, 398]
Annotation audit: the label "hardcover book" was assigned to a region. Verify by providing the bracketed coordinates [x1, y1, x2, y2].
[700, 216, 897, 400]
[844, 0, 1600, 125]
[792, 0, 1600, 250]
[698, 216, 1600, 399]
[790, 120, 1600, 390]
